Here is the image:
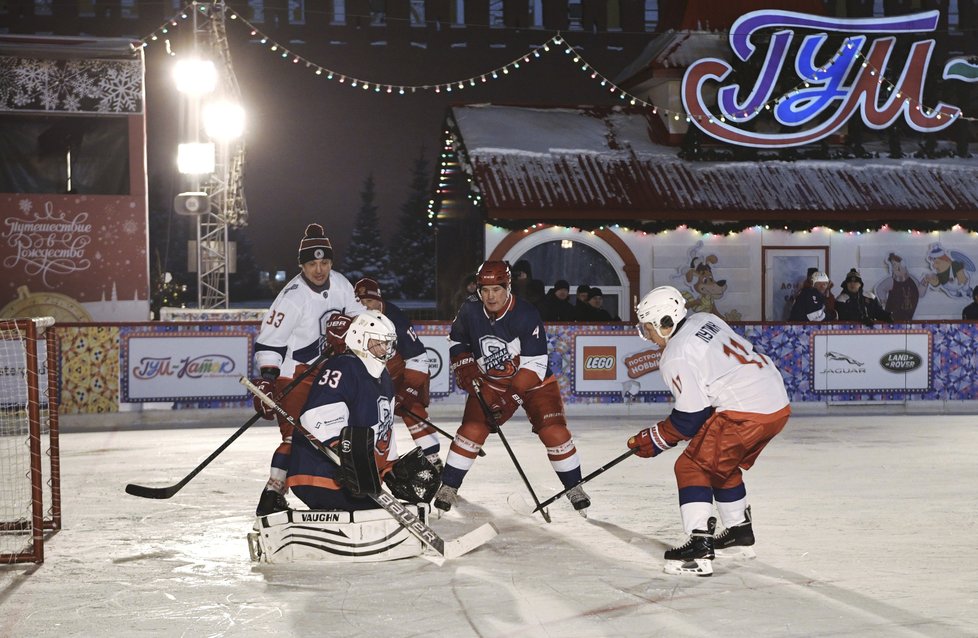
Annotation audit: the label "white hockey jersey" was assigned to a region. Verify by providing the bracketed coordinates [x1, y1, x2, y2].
[255, 271, 366, 377]
[660, 312, 789, 415]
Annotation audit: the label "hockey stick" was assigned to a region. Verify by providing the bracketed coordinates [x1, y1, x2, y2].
[242, 377, 497, 562]
[531, 448, 639, 513]
[472, 379, 551, 523]
[125, 352, 332, 500]
[400, 406, 486, 457]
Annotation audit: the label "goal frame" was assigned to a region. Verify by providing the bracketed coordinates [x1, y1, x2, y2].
[0, 317, 61, 564]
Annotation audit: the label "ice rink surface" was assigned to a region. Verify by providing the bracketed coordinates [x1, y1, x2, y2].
[2, 409, 977, 637]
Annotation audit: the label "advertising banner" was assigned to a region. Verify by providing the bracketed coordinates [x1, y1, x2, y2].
[0, 335, 49, 406]
[416, 325, 451, 396]
[574, 333, 670, 398]
[810, 330, 931, 393]
[122, 332, 252, 402]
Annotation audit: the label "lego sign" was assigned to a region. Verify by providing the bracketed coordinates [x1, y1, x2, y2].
[574, 334, 670, 397]
[682, 10, 975, 148]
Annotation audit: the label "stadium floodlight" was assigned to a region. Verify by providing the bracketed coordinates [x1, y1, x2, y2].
[177, 142, 215, 175]
[173, 58, 218, 95]
[202, 100, 246, 141]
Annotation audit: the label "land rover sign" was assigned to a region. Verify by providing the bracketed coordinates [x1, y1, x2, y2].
[880, 350, 923, 373]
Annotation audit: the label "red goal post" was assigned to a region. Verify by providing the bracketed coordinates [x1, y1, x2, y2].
[0, 316, 61, 564]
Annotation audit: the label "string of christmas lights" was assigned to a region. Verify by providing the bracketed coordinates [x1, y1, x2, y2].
[137, 4, 978, 122]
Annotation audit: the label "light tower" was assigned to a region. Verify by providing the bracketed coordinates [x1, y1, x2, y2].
[173, 0, 247, 309]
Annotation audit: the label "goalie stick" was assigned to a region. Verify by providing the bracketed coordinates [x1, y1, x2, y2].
[241, 377, 497, 562]
[125, 351, 333, 500]
[472, 379, 551, 523]
[399, 406, 486, 457]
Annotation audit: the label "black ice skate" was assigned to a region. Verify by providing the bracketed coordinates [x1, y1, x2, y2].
[663, 517, 716, 577]
[715, 506, 756, 559]
[256, 489, 289, 517]
[433, 484, 458, 513]
[565, 485, 590, 518]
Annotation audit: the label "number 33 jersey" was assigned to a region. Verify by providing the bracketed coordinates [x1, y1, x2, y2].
[660, 312, 789, 415]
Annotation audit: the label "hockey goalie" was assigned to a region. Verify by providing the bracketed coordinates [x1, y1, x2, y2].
[249, 311, 440, 563]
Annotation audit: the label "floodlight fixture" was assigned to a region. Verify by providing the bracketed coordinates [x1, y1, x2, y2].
[173, 58, 218, 95]
[202, 100, 246, 141]
[177, 142, 216, 175]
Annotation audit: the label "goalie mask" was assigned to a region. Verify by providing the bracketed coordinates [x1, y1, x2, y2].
[344, 310, 397, 378]
[636, 285, 688, 343]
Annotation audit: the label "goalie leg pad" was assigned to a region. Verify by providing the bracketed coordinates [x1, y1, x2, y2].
[249, 506, 428, 563]
[384, 447, 441, 503]
[338, 425, 382, 498]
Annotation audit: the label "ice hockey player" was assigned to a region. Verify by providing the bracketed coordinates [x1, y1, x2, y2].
[434, 260, 590, 516]
[284, 310, 439, 511]
[628, 286, 791, 576]
[249, 311, 440, 563]
[353, 277, 440, 469]
[251, 223, 366, 517]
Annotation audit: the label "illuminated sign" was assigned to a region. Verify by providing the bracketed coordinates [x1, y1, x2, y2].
[682, 10, 975, 147]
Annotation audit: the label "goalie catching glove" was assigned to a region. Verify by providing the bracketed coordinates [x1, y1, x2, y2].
[384, 447, 440, 503]
[336, 426, 382, 498]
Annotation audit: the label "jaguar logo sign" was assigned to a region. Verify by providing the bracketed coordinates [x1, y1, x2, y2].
[879, 350, 922, 373]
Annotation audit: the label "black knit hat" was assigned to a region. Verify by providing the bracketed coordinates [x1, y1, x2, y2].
[298, 223, 333, 264]
[844, 269, 863, 285]
[577, 284, 591, 295]
[553, 279, 570, 291]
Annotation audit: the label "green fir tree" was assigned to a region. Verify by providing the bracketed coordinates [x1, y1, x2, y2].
[390, 149, 435, 299]
[344, 174, 398, 292]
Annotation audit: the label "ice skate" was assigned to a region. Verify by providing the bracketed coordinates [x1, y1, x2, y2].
[256, 488, 289, 517]
[433, 484, 458, 513]
[663, 517, 716, 577]
[715, 506, 756, 559]
[565, 484, 590, 518]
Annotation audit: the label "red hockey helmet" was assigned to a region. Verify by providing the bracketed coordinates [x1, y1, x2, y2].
[476, 260, 511, 287]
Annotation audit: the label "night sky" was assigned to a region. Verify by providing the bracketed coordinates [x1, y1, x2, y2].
[143, 23, 650, 276]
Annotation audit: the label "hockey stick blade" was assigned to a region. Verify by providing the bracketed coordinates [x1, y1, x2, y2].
[125, 482, 183, 499]
[242, 377, 497, 561]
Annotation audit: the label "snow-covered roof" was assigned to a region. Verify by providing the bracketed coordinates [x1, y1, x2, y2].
[448, 104, 978, 224]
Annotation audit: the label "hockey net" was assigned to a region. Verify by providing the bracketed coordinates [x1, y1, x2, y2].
[0, 317, 61, 564]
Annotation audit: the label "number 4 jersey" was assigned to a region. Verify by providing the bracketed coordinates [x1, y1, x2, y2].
[660, 312, 789, 415]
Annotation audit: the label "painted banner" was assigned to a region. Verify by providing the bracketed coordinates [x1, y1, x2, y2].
[122, 332, 252, 402]
[810, 330, 931, 393]
[0, 333, 49, 406]
[573, 332, 670, 398]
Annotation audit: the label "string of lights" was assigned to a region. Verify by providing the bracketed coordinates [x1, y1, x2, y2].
[136, 3, 978, 122]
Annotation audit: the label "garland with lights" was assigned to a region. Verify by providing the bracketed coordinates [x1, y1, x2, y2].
[137, 3, 978, 124]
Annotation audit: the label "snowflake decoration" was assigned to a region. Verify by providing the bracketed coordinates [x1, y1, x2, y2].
[122, 219, 139, 235]
[97, 62, 142, 113]
[18, 198, 33, 214]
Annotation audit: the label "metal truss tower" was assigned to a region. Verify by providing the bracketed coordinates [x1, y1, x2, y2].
[190, 0, 248, 309]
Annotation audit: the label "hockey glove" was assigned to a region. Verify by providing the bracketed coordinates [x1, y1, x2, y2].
[627, 427, 664, 458]
[480, 381, 523, 427]
[325, 313, 353, 354]
[251, 378, 277, 420]
[450, 353, 481, 393]
[394, 368, 430, 418]
[384, 447, 440, 503]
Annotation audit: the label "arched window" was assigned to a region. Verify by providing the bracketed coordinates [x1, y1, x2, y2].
[512, 239, 624, 320]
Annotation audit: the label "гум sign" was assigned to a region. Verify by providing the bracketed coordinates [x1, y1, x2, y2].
[682, 10, 973, 148]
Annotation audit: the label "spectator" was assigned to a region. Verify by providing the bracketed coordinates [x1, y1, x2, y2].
[511, 259, 545, 308]
[794, 267, 836, 318]
[587, 287, 614, 321]
[574, 284, 595, 321]
[453, 274, 479, 311]
[963, 287, 978, 320]
[836, 269, 892, 326]
[788, 271, 836, 322]
[540, 279, 575, 321]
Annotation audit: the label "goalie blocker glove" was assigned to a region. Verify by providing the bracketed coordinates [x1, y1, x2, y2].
[337, 426, 382, 498]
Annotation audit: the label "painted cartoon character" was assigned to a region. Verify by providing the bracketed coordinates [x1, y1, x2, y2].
[874, 252, 927, 321]
[679, 242, 742, 321]
[922, 242, 974, 298]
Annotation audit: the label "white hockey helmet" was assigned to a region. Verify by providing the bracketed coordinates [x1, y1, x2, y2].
[344, 310, 397, 378]
[636, 285, 688, 342]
